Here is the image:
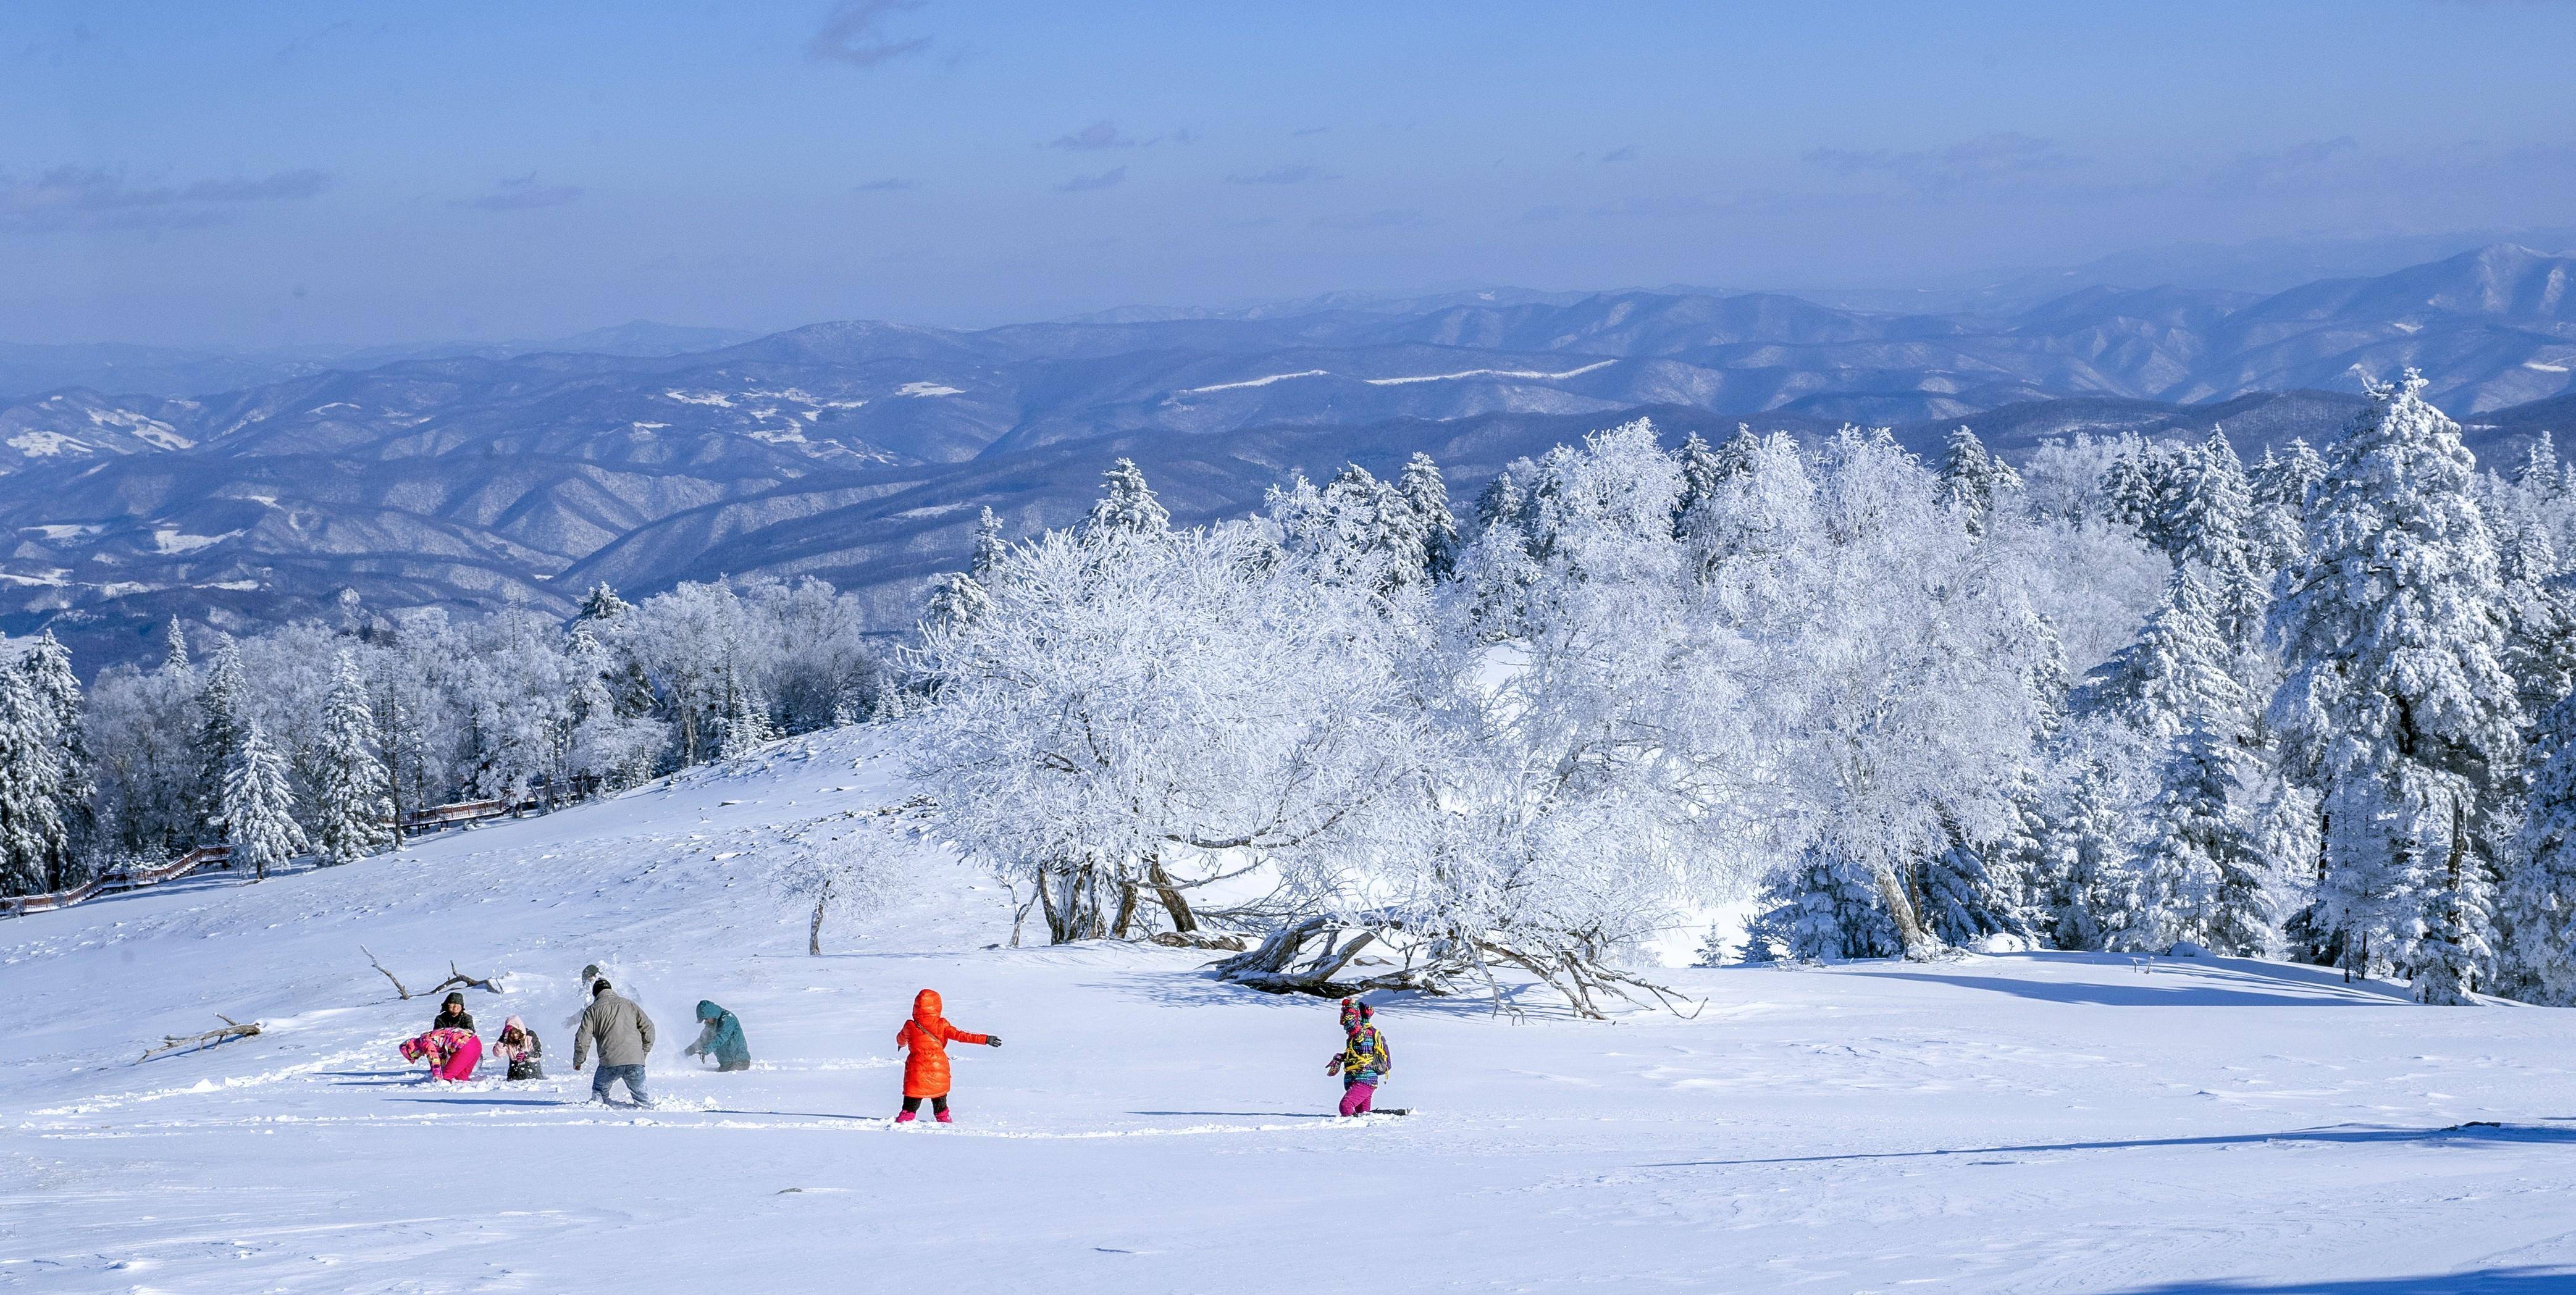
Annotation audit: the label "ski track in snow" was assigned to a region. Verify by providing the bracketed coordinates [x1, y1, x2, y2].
[9, 729, 2576, 1293]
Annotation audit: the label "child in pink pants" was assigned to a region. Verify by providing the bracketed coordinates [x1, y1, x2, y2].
[1327, 998, 1391, 1117]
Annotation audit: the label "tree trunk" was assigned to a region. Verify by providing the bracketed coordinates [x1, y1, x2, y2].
[1147, 858, 1197, 933]
[1870, 860, 1939, 961]
[1111, 880, 1139, 939]
[808, 889, 828, 955]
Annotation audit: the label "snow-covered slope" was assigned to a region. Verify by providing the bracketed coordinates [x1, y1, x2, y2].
[8, 727, 2576, 1293]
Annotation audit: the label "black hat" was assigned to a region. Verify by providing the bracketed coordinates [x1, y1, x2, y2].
[592, 978, 612, 995]
[442, 991, 465, 1008]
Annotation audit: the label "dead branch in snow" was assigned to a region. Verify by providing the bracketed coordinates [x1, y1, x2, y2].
[139, 1014, 262, 1063]
[363, 947, 503, 1000]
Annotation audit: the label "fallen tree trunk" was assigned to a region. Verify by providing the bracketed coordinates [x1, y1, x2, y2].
[363, 947, 503, 999]
[140, 1014, 261, 1063]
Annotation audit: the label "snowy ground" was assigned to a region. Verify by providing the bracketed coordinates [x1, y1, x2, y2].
[8, 731, 2576, 1294]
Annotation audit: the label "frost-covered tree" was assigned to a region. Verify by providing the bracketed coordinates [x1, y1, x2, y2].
[922, 571, 991, 631]
[576, 582, 631, 622]
[2170, 430, 2252, 570]
[1083, 458, 1171, 535]
[968, 506, 1009, 582]
[2073, 567, 2242, 742]
[2269, 373, 2520, 1002]
[773, 826, 908, 953]
[194, 637, 250, 820]
[1395, 452, 1460, 581]
[2248, 438, 2326, 571]
[17, 630, 91, 872]
[307, 650, 393, 866]
[216, 719, 307, 881]
[2515, 430, 2562, 500]
[2506, 689, 2576, 1004]
[1936, 425, 2023, 535]
[2133, 718, 2273, 955]
[0, 666, 68, 895]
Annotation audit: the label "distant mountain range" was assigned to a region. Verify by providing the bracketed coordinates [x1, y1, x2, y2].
[5, 244, 2574, 674]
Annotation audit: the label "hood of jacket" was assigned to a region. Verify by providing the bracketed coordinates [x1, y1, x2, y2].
[696, 1000, 725, 1023]
[912, 989, 942, 1026]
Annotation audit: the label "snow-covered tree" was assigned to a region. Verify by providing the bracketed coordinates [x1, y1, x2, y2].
[216, 719, 307, 881]
[1937, 425, 2023, 535]
[773, 825, 909, 953]
[2516, 430, 2562, 500]
[1395, 453, 1459, 581]
[1084, 458, 1171, 535]
[968, 506, 1009, 582]
[2506, 689, 2576, 1003]
[0, 666, 67, 895]
[576, 582, 631, 622]
[2268, 373, 2520, 1002]
[307, 650, 393, 866]
[194, 637, 250, 819]
[2248, 438, 2326, 571]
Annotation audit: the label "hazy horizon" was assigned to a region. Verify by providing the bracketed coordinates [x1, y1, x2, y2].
[10, 2, 2576, 349]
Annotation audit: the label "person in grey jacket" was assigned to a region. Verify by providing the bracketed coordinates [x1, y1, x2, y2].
[573, 978, 657, 1107]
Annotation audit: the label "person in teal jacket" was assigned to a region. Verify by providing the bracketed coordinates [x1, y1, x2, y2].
[683, 1000, 752, 1071]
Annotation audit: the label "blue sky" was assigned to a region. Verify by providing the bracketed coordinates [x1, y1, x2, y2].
[7, 1, 2575, 346]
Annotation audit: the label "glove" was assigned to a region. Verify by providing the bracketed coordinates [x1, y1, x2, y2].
[986, 1036, 1003, 1047]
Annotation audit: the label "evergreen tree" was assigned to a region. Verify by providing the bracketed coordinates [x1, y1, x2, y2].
[968, 506, 1009, 582]
[2506, 689, 2576, 1003]
[1747, 848, 1900, 961]
[161, 619, 191, 673]
[576, 582, 631, 622]
[0, 668, 67, 896]
[193, 637, 250, 825]
[2516, 430, 2562, 500]
[217, 719, 306, 881]
[308, 651, 393, 866]
[923, 571, 991, 630]
[2103, 440, 2181, 552]
[2134, 719, 2273, 955]
[1672, 432, 1727, 537]
[1936, 425, 2023, 535]
[2073, 568, 2244, 741]
[2045, 757, 2139, 952]
[2248, 438, 2326, 571]
[2170, 429, 2252, 570]
[717, 661, 775, 759]
[2498, 521, 2576, 727]
[19, 629, 92, 877]
[1083, 458, 1171, 535]
[1396, 453, 1460, 580]
[2268, 372, 2521, 1003]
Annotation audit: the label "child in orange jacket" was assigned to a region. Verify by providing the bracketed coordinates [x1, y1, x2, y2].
[895, 989, 1001, 1123]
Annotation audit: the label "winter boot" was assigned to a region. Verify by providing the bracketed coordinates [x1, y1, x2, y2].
[934, 1109, 954, 1124]
[894, 1110, 916, 1123]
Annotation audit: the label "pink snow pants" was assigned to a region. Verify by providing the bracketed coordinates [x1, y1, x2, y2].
[1338, 1082, 1375, 1117]
[434, 1034, 482, 1081]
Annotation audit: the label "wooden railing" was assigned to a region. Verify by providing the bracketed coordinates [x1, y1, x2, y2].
[3, 791, 552, 918]
[0, 844, 233, 918]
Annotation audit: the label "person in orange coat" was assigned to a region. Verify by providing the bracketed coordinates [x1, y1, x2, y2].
[894, 989, 1001, 1123]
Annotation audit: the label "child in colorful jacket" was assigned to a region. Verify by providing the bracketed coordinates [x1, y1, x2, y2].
[400, 1026, 483, 1081]
[894, 989, 1001, 1123]
[493, 1016, 544, 1081]
[1326, 998, 1392, 1117]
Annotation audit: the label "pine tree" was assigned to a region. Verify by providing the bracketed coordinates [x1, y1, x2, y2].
[2134, 719, 2273, 955]
[193, 637, 250, 826]
[717, 661, 775, 759]
[968, 506, 1009, 582]
[308, 651, 393, 866]
[2073, 568, 2245, 741]
[2268, 372, 2521, 1003]
[2516, 430, 2562, 500]
[217, 719, 306, 881]
[2170, 429, 2252, 570]
[0, 668, 67, 896]
[1937, 426, 2023, 535]
[2506, 689, 2576, 1003]
[1396, 453, 1460, 580]
[1084, 458, 1171, 535]
[2103, 440, 2181, 551]
[1747, 848, 1900, 961]
[1672, 432, 1727, 537]
[576, 582, 631, 622]
[161, 619, 191, 673]
[923, 571, 991, 630]
[2248, 438, 2326, 571]
[19, 629, 91, 880]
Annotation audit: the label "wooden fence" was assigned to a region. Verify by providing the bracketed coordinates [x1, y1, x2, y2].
[0, 844, 233, 918]
[2, 791, 545, 918]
